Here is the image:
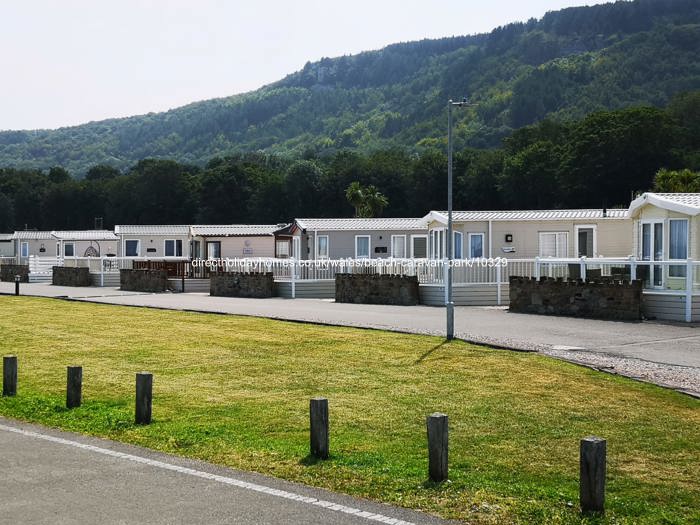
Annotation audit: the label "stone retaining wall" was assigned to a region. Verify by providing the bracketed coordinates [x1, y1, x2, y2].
[210, 272, 274, 298]
[52, 266, 92, 287]
[509, 276, 642, 321]
[120, 269, 169, 292]
[0, 264, 29, 283]
[335, 274, 419, 306]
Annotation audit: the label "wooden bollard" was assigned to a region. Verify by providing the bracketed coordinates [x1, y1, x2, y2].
[580, 436, 606, 514]
[66, 366, 82, 408]
[427, 412, 448, 482]
[3, 355, 17, 396]
[309, 397, 329, 459]
[135, 372, 153, 425]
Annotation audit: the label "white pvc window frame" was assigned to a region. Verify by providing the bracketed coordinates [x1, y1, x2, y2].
[453, 231, 463, 259]
[355, 235, 371, 259]
[276, 240, 290, 258]
[669, 218, 689, 278]
[539, 231, 568, 258]
[391, 234, 407, 258]
[316, 235, 329, 259]
[124, 239, 140, 257]
[164, 239, 183, 257]
[467, 232, 484, 259]
[574, 224, 597, 258]
[410, 234, 428, 258]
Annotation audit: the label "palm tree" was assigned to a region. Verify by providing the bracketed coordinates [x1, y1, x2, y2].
[345, 181, 365, 217]
[361, 185, 389, 218]
[346, 182, 389, 218]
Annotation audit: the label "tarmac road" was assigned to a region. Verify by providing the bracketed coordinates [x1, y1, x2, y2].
[0, 418, 450, 525]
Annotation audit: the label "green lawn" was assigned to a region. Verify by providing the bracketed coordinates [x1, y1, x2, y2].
[0, 296, 698, 524]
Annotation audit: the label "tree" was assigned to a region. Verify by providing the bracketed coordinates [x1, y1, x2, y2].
[283, 160, 323, 218]
[48, 166, 71, 184]
[345, 182, 365, 218]
[362, 185, 389, 217]
[653, 168, 700, 192]
[127, 159, 199, 224]
[499, 141, 561, 209]
[197, 158, 251, 223]
[559, 107, 678, 207]
[345, 182, 389, 218]
[0, 192, 14, 231]
[85, 164, 121, 181]
[408, 149, 446, 213]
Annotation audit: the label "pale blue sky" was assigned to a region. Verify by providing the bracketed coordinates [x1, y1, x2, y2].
[0, 0, 610, 130]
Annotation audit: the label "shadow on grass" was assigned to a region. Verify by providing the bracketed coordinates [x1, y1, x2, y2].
[299, 453, 331, 466]
[415, 341, 449, 364]
[422, 479, 449, 491]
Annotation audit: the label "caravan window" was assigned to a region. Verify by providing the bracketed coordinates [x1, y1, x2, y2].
[539, 232, 568, 257]
[669, 219, 688, 278]
[468, 233, 484, 258]
[316, 235, 329, 258]
[165, 239, 183, 257]
[276, 240, 290, 258]
[355, 235, 370, 258]
[391, 235, 406, 258]
[125, 240, 140, 257]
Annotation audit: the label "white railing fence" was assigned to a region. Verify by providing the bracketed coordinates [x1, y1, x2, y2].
[535, 257, 700, 292]
[17, 255, 700, 290]
[28, 255, 60, 275]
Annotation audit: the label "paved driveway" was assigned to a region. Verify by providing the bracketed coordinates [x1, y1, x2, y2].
[2, 282, 698, 394]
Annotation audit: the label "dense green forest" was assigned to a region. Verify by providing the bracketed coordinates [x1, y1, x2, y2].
[0, 0, 699, 174]
[1, 92, 698, 231]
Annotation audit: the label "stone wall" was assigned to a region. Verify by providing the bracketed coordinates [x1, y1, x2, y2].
[0, 264, 29, 283]
[335, 274, 419, 306]
[120, 269, 169, 292]
[509, 276, 642, 321]
[210, 272, 274, 298]
[52, 266, 92, 287]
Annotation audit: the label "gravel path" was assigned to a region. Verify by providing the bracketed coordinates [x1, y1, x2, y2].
[540, 348, 700, 398]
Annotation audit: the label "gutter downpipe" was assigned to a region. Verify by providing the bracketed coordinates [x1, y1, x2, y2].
[488, 220, 493, 258]
[686, 258, 693, 323]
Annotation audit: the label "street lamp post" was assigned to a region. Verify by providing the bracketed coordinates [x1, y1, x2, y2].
[446, 98, 473, 340]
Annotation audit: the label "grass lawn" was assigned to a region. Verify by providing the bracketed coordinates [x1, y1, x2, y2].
[0, 296, 698, 524]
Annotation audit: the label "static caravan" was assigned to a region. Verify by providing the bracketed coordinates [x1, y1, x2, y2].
[114, 225, 191, 258]
[12, 230, 119, 263]
[627, 193, 700, 289]
[291, 218, 429, 260]
[12, 231, 53, 263]
[12, 230, 119, 264]
[189, 225, 288, 259]
[0, 234, 14, 258]
[52, 230, 119, 258]
[423, 209, 632, 260]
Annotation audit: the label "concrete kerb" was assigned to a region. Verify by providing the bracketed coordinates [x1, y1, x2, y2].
[4, 293, 698, 399]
